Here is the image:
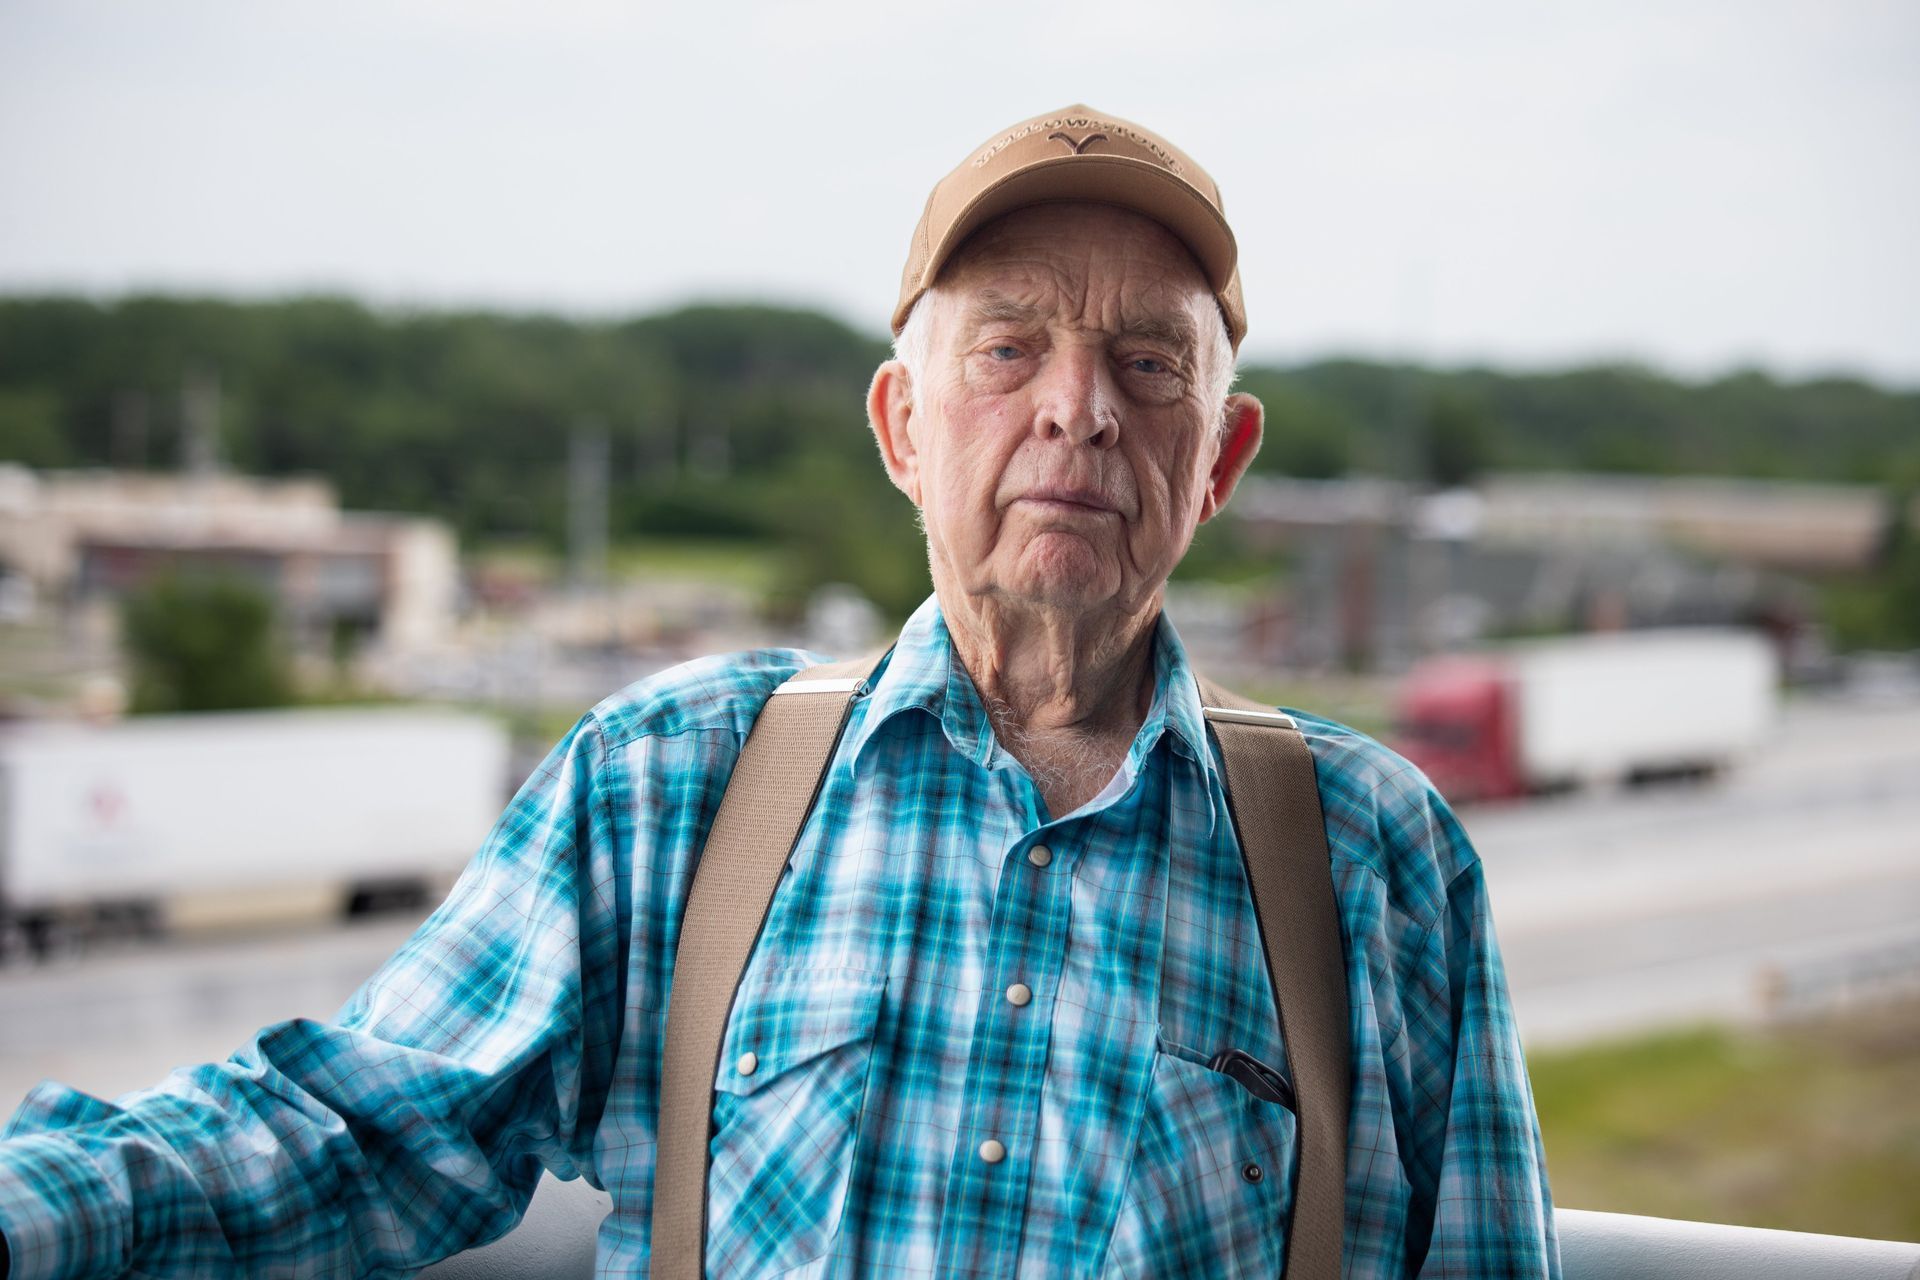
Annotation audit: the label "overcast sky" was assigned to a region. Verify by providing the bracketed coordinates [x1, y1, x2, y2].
[3, 0, 1916, 383]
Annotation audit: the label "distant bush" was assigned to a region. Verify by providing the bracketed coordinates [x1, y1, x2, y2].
[121, 570, 293, 713]
[1823, 488, 1920, 651]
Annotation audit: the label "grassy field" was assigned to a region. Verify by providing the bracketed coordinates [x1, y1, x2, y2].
[1530, 999, 1920, 1242]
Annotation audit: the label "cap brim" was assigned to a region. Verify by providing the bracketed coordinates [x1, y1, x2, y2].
[916, 153, 1237, 308]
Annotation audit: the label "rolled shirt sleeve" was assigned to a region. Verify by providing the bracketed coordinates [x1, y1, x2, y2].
[0, 712, 627, 1280]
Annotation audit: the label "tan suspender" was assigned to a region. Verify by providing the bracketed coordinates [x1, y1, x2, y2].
[1197, 676, 1350, 1280]
[651, 657, 1349, 1279]
[652, 654, 880, 1279]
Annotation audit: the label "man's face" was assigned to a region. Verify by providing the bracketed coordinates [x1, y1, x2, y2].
[871, 203, 1261, 618]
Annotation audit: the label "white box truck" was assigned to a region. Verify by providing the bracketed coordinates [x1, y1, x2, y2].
[0, 708, 511, 957]
[1393, 629, 1779, 803]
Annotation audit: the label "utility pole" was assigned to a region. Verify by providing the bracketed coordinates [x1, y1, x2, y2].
[112, 390, 150, 470]
[569, 420, 609, 590]
[180, 366, 222, 477]
[1387, 263, 1435, 667]
[688, 414, 731, 479]
[568, 420, 612, 641]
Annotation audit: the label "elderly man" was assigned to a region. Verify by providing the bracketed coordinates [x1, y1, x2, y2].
[0, 106, 1556, 1278]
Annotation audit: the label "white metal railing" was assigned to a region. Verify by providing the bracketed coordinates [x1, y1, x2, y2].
[1556, 1207, 1920, 1279]
[417, 1176, 1920, 1279]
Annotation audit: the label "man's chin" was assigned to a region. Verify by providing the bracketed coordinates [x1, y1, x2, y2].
[937, 535, 1140, 615]
[999, 561, 1125, 614]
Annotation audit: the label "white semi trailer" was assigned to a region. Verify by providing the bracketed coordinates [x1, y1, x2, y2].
[1394, 629, 1780, 803]
[0, 708, 511, 958]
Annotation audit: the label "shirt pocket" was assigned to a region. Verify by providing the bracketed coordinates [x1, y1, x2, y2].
[704, 966, 889, 1278]
[1099, 1035, 1299, 1280]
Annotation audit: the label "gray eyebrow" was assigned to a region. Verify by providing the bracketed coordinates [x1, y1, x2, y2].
[959, 294, 1045, 330]
[1115, 313, 1200, 351]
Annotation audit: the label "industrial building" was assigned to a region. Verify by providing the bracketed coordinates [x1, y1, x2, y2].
[0, 465, 459, 665]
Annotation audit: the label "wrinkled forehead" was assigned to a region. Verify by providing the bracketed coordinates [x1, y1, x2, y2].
[933, 203, 1217, 343]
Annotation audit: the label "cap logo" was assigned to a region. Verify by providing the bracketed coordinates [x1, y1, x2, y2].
[972, 114, 1183, 174]
[1048, 130, 1108, 155]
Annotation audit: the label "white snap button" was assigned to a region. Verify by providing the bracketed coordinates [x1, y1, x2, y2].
[736, 1051, 758, 1076]
[1005, 983, 1032, 1007]
[1027, 844, 1052, 867]
[978, 1138, 1006, 1164]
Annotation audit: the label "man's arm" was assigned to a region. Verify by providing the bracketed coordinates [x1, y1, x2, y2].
[0, 713, 627, 1280]
[1416, 853, 1560, 1278]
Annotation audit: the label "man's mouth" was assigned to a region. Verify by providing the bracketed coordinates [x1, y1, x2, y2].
[1015, 485, 1118, 515]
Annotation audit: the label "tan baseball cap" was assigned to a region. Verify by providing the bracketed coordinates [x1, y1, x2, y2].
[894, 103, 1246, 349]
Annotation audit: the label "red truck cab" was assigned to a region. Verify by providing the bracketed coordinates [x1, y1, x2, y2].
[1391, 657, 1524, 804]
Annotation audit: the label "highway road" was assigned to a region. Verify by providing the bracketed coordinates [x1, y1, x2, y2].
[1478, 695, 1920, 1044]
[0, 694, 1914, 1107]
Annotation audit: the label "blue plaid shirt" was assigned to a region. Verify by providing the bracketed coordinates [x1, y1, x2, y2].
[0, 595, 1557, 1278]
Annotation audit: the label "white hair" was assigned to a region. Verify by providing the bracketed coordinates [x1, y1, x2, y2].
[892, 292, 1240, 438]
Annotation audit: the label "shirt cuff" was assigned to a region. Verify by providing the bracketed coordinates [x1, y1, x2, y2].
[0, 1131, 127, 1280]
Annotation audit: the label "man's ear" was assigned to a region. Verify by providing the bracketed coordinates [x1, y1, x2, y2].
[867, 359, 922, 506]
[1199, 392, 1263, 523]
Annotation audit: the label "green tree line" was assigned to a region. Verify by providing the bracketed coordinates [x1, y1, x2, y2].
[2, 295, 1916, 620]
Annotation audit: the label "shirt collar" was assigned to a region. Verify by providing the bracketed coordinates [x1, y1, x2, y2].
[844, 595, 1221, 827]
[843, 594, 995, 771]
[1148, 611, 1216, 785]
[1139, 611, 1222, 833]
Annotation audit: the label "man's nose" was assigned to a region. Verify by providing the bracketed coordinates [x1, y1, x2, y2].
[1033, 346, 1120, 449]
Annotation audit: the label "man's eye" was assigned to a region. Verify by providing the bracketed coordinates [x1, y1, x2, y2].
[1130, 357, 1168, 374]
[988, 345, 1023, 361]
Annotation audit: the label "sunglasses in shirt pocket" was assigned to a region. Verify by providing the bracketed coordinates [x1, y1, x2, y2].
[1098, 1034, 1298, 1280]
[705, 965, 889, 1278]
